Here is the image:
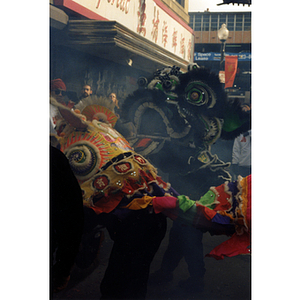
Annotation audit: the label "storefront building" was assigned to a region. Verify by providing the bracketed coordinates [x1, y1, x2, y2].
[50, 0, 194, 103]
[189, 10, 251, 101]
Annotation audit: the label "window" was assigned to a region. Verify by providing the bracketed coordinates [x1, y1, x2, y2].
[194, 22, 202, 31]
[188, 14, 194, 29]
[175, 0, 185, 8]
[195, 15, 202, 22]
[218, 14, 227, 32]
[202, 14, 210, 31]
[189, 12, 251, 33]
[189, 14, 201, 31]
[211, 15, 218, 31]
[219, 14, 227, 27]
[227, 14, 235, 31]
[244, 13, 251, 31]
[235, 14, 243, 31]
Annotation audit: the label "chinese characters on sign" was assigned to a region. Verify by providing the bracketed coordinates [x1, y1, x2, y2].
[187, 38, 192, 61]
[107, 0, 131, 14]
[137, 0, 147, 36]
[72, 0, 193, 62]
[180, 34, 185, 59]
[151, 6, 160, 43]
[148, 9, 191, 60]
[135, 1, 191, 59]
[162, 21, 168, 47]
[172, 29, 178, 51]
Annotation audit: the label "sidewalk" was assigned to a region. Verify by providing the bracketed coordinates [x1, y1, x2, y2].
[53, 219, 250, 300]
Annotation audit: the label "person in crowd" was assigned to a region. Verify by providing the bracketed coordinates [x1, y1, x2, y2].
[50, 78, 67, 104]
[149, 168, 223, 293]
[75, 84, 95, 109]
[108, 92, 136, 139]
[50, 100, 175, 299]
[50, 145, 84, 294]
[108, 92, 121, 117]
[75, 85, 114, 113]
[50, 78, 78, 133]
[149, 221, 206, 292]
[149, 108, 244, 292]
[50, 78, 75, 108]
[231, 102, 251, 180]
[231, 129, 251, 180]
[50, 78, 71, 135]
[50, 82, 108, 280]
[80, 84, 93, 100]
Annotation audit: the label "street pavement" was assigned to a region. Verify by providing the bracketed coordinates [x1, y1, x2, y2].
[53, 219, 251, 300]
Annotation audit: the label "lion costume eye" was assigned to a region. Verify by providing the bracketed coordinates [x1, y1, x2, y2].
[185, 82, 216, 108]
[189, 90, 202, 102]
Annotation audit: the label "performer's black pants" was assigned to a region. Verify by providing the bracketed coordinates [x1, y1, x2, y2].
[100, 210, 167, 299]
[160, 220, 206, 279]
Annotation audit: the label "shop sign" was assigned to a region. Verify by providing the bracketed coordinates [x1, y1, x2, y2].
[57, 0, 194, 62]
[194, 52, 251, 62]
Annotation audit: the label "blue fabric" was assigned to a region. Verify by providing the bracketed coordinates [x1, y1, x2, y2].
[211, 213, 231, 225]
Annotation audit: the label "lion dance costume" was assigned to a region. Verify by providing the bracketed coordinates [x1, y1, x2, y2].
[51, 96, 251, 298]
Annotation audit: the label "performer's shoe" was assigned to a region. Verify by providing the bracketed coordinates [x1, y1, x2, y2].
[52, 275, 71, 293]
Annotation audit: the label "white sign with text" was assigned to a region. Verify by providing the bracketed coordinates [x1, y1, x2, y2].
[72, 0, 194, 62]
